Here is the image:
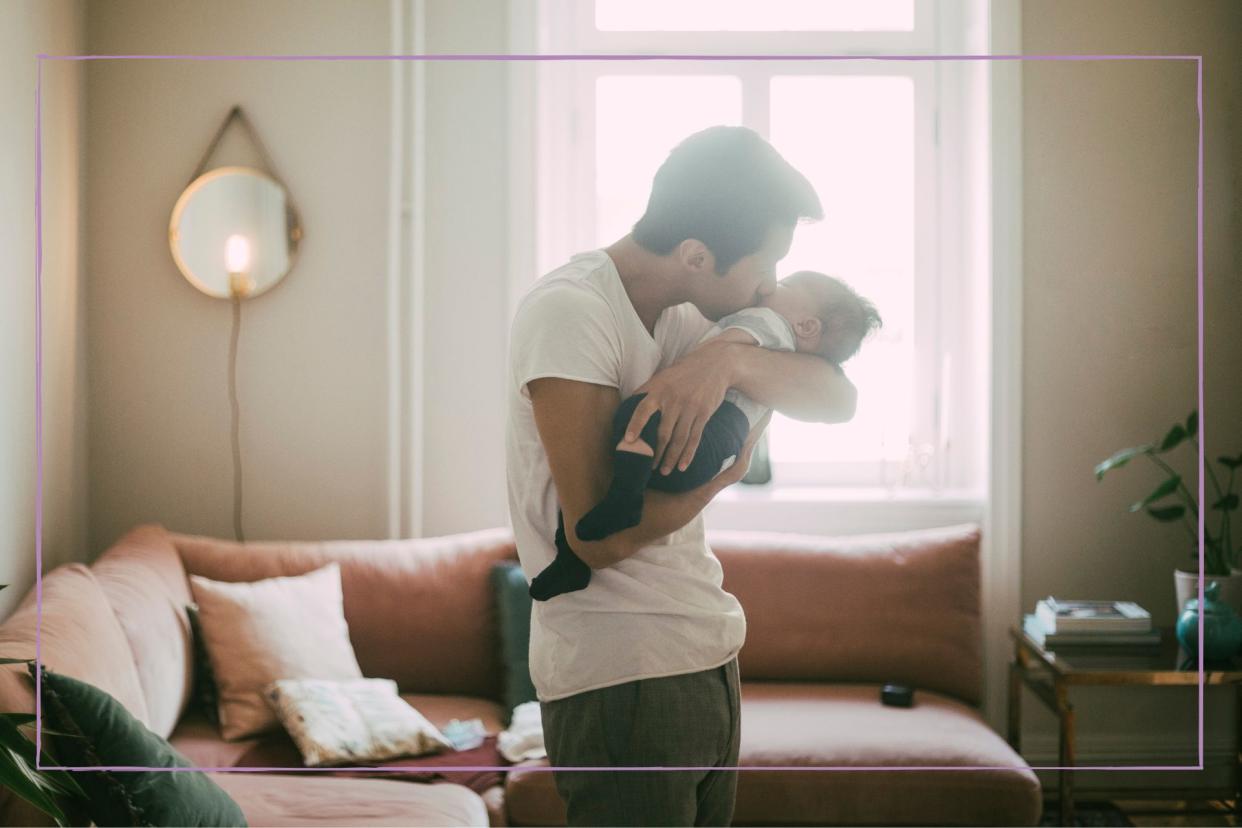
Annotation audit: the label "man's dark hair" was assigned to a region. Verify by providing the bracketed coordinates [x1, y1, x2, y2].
[783, 270, 883, 364]
[631, 126, 823, 274]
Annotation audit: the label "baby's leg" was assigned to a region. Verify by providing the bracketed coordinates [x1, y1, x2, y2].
[575, 393, 662, 541]
[645, 400, 749, 494]
[529, 510, 592, 601]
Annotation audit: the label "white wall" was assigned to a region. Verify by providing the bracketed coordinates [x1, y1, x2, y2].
[85, 0, 394, 553]
[1018, 0, 1242, 790]
[0, 1, 87, 620]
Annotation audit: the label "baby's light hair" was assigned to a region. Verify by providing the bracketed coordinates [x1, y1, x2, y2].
[781, 270, 882, 364]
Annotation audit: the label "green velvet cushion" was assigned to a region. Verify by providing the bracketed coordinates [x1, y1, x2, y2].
[186, 603, 221, 727]
[29, 662, 247, 827]
[490, 562, 538, 724]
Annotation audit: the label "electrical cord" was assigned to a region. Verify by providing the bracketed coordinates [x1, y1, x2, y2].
[229, 295, 245, 542]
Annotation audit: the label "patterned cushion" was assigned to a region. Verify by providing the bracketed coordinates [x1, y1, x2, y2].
[263, 677, 453, 767]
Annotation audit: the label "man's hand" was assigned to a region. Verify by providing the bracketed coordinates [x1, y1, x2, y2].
[624, 339, 735, 477]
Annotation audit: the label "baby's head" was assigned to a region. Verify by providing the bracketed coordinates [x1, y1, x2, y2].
[760, 271, 882, 364]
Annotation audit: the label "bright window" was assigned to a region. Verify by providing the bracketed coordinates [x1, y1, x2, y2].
[532, 0, 986, 498]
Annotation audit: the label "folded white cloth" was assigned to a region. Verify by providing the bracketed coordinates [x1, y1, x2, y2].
[497, 701, 546, 763]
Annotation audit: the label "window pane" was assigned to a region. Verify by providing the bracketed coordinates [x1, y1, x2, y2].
[768, 75, 916, 467]
[596, 0, 914, 32]
[595, 75, 742, 246]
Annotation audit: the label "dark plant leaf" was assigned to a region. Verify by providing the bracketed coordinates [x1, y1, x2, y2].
[1212, 494, 1239, 511]
[1147, 505, 1186, 522]
[1159, 424, 1187, 453]
[1130, 475, 1181, 512]
[1095, 445, 1153, 479]
[0, 746, 69, 825]
[1186, 410, 1198, 439]
[1220, 455, 1242, 470]
[0, 657, 34, 665]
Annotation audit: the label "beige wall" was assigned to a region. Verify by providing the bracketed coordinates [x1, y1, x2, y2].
[0, 2, 87, 620]
[84, 0, 394, 552]
[1019, 0, 1242, 786]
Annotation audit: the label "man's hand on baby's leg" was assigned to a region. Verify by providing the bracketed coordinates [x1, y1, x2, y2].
[529, 512, 592, 601]
[575, 439, 655, 541]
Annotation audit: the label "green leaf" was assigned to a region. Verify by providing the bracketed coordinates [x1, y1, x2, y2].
[1147, 504, 1186, 522]
[1159, 424, 1187, 453]
[0, 745, 70, 826]
[0, 657, 34, 665]
[0, 713, 36, 726]
[1130, 475, 1182, 512]
[1186, 410, 1198, 439]
[1220, 455, 1242, 471]
[1212, 493, 1240, 511]
[1095, 445, 1153, 479]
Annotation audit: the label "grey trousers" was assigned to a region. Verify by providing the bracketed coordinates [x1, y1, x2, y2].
[540, 657, 741, 827]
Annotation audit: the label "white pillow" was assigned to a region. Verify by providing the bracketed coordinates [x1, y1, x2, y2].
[264, 677, 454, 767]
[188, 562, 364, 740]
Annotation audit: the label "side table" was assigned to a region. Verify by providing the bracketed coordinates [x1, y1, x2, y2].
[1007, 622, 1242, 826]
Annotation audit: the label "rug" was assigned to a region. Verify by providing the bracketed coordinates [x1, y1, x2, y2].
[1039, 799, 1135, 826]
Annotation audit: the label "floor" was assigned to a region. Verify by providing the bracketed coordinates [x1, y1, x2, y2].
[1119, 799, 1238, 827]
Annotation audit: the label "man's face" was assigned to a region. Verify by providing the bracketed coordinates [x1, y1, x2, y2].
[691, 223, 795, 322]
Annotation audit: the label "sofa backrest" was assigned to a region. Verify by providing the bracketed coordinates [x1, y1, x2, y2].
[91, 524, 197, 739]
[0, 562, 153, 826]
[708, 524, 983, 707]
[170, 527, 518, 702]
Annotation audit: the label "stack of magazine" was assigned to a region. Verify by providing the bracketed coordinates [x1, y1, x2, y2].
[1023, 597, 1160, 648]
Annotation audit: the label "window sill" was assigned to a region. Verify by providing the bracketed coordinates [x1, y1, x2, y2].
[704, 485, 987, 535]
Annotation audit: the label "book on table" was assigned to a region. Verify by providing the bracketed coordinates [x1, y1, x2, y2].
[1023, 614, 1162, 648]
[1035, 597, 1152, 634]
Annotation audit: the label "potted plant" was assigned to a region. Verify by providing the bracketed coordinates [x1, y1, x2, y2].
[1095, 410, 1242, 615]
[0, 585, 88, 826]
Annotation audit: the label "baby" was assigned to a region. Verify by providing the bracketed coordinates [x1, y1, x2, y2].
[529, 270, 882, 602]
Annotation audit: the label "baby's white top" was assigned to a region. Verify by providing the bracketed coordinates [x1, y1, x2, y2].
[699, 306, 798, 428]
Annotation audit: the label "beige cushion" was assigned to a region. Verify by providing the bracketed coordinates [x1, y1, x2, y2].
[188, 562, 364, 740]
[264, 677, 453, 766]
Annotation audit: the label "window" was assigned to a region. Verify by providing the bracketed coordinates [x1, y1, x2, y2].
[530, 0, 989, 505]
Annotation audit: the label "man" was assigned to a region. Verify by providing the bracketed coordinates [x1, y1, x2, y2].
[504, 126, 857, 826]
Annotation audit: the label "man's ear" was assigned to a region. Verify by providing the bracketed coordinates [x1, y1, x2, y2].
[676, 238, 714, 274]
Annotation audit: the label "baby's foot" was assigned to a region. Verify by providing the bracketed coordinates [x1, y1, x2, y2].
[528, 557, 591, 601]
[529, 515, 592, 601]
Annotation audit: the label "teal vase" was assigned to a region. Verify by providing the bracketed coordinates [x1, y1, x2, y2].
[1176, 581, 1242, 661]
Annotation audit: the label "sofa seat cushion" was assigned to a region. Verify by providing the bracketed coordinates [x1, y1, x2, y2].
[503, 681, 1042, 827]
[400, 693, 508, 735]
[208, 772, 488, 826]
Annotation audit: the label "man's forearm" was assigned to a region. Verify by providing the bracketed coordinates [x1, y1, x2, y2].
[573, 484, 718, 569]
[722, 340, 857, 423]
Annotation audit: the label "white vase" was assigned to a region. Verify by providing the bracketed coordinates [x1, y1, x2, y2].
[1174, 567, 1242, 618]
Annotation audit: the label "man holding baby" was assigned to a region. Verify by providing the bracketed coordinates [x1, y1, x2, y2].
[504, 125, 858, 827]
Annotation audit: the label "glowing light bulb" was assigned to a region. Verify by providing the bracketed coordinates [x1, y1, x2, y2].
[225, 234, 251, 273]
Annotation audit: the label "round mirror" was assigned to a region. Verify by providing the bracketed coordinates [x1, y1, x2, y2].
[169, 166, 302, 299]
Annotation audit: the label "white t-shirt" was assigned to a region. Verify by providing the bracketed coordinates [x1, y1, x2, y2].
[505, 249, 748, 702]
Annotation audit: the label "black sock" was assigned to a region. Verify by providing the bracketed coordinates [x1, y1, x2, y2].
[575, 450, 654, 541]
[529, 513, 592, 601]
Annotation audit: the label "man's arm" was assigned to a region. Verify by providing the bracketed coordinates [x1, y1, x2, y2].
[627, 337, 857, 476]
[528, 376, 761, 570]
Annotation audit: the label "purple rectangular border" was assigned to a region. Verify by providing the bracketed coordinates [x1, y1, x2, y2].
[33, 52, 1205, 775]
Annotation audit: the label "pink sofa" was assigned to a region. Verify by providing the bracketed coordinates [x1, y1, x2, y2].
[0, 522, 1041, 826]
